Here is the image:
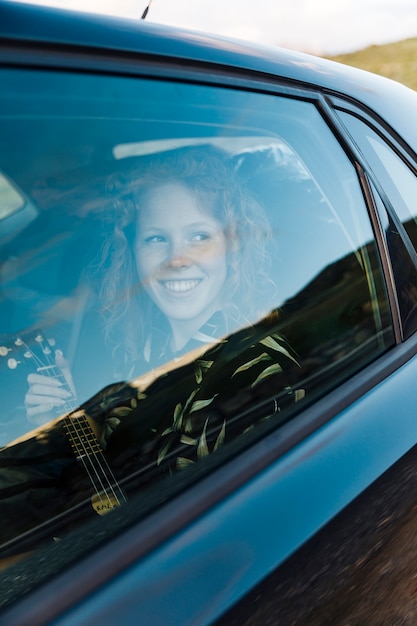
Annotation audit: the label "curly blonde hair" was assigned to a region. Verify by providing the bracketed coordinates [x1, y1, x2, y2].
[96, 145, 277, 373]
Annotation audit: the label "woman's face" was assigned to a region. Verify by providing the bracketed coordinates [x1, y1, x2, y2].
[135, 182, 228, 335]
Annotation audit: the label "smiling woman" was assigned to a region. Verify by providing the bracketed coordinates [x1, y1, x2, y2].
[23, 145, 276, 422]
[98, 146, 276, 373]
[135, 182, 228, 351]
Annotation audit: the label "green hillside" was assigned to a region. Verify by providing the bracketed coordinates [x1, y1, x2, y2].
[328, 38, 417, 91]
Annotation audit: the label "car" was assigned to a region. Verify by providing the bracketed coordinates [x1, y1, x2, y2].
[2, 2, 417, 624]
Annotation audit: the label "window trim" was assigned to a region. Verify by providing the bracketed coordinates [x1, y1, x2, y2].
[327, 94, 417, 170]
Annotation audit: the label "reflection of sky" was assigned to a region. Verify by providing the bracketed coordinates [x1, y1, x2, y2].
[274, 195, 370, 305]
[271, 212, 356, 306]
[238, 143, 373, 306]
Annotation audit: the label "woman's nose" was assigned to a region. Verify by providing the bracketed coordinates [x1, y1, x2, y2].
[166, 255, 192, 269]
[165, 241, 192, 269]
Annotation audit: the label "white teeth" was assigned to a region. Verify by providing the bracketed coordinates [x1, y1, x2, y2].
[162, 280, 201, 292]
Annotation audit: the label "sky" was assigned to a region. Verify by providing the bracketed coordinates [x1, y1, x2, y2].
[8, 0, 417, 55]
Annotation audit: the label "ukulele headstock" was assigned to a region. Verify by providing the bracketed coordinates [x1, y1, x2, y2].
[0, 331, 57, 373]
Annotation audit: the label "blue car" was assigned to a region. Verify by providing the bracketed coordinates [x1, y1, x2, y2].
[1, 2, 417, 624]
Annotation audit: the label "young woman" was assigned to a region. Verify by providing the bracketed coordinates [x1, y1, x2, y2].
[24, 145, 277, 422]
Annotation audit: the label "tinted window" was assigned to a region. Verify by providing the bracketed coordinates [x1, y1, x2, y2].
[337, 109, 417, 334]
[0, 68, 393, 598]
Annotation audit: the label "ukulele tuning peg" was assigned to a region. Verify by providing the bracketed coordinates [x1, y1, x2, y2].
[24, 351, 33, 359]
[0, 346, 11, 357]
[14, 338, 23, 346]
[7, 358, 20, 370]
[43, 346, 52, 355]
[47, 338, 56, 347]
[35, 334, 44, 343]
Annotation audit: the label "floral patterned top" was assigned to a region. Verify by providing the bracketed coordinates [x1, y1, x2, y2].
[83, 312, 305, 484]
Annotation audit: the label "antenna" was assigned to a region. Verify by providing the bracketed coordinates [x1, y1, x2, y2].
[141, 0, 154, 19]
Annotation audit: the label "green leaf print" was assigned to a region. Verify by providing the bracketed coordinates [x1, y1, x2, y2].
[260, 336, 299, 364]
[180, 434, 198, 446]
[197, 418, 210, 459]
[176, 457, 195, 470]
[213, 420, 226, 451]
[157, 437, 174, 466]
[189, 396, 218, 414]
[173, 402, 183, 430]
[232, 352, 271, 377]
[250, 363, 283, 387]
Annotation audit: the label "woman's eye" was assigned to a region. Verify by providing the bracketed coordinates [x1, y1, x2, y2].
[190, 232, 211, 242]
[144, 234, 166, 244]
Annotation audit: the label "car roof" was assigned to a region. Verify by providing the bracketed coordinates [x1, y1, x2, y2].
[1, 0, 417, 154]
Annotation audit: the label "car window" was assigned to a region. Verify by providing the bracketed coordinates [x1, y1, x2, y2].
[336, 109, 417, 335]
[0, 68, 394, 597]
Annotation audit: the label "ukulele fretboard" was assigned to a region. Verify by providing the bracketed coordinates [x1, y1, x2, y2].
[62, 415, 102, 459]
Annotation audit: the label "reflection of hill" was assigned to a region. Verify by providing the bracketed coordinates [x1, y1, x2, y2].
[276, 243, 391, 376]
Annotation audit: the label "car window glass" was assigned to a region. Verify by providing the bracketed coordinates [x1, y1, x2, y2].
[336, 110, 417, 333]
[0, 68, 393, 598]
[338, 112, 417, 241]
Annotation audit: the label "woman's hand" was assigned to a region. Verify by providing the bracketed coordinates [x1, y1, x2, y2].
[25, 350, 76, 424]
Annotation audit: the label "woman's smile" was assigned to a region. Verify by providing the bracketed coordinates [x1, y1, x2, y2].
[159, 278, 203, 294]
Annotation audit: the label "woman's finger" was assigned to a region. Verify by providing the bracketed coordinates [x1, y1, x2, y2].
[27, 383, 72, 399]
[27, 372, 62, 386]
[55, 350, 76, 396]
[25, 393, 66, 407]
[24, 350, 76, 423]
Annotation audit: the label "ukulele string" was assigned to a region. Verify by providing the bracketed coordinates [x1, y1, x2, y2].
[62, 417, 126, 507]
[24, 335, 126, 508]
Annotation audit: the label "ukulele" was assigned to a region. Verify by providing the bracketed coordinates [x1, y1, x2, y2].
[0, 330, 127, 516]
